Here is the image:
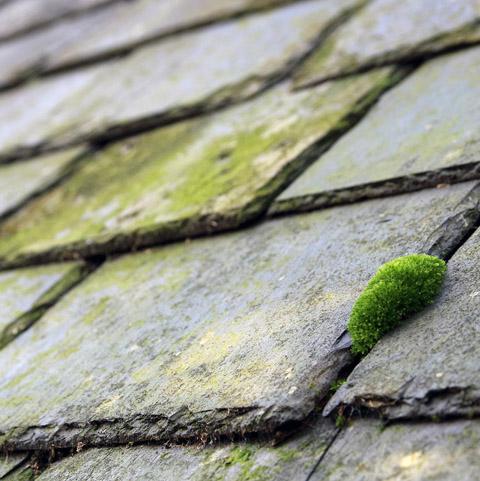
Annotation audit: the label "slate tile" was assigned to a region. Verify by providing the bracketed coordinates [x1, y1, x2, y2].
[294, 0, 480, 88]
[278, 46, 480, 205]
[35, 419, 336, 481]
[0, 0, 360, 161]
[0, 262, 91, 348]
[0, 68, 399, 266]
[0, 0, 113, 41]
[0, 183, 473, 450]
[325, 222, 480, 419]
[310, 419, 480, 481]
[0, 0, 318, 87]
[0, 454, 28, 478]
[0, 147, 83, 218]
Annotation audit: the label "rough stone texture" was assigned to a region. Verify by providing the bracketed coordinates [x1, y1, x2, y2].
[35, 419, 336, 481]
[325, 225, 480, 419]
[0, 455, 27, 478]
[0, 68, 400, 267]
[310, 419, 480, 481]
[0, 0, 114, 41]
[2, 463, 33, 481]
[0, 0, 310, 86]
[0, 184, 473, 450]
[0, 147, 82, 218]
[0, 262, 90, 349]
[293, 0, 480, 88]
[0, 0, 360, 161]
[279, 46, 480, 203]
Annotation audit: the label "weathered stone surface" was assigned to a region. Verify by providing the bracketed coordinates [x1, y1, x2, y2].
[0, 68, 400, 266]
[36, 419, 336, 481]
[294, 0, 480, 88]
[0, 455, 27, 478]
[326, 224, 480, 419]
[0, 262, 90, 349]
[279, 46, 480, 204]
[0, 0, 314, 87]
[0, 148, 82, 218]
[0, 0, 114, 41]
[2, 463, 33, 481]
[0, 183, 473, 450]
[311, 419, 480, 481]
[0, 0, 360, 161]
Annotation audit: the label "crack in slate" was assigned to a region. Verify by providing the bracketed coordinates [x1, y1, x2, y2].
[269, 162, 480, 219]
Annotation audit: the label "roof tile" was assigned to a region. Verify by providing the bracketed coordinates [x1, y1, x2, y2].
[293, 0, 480, 88]
[279, 46, 480, 204]
[0, 68, 397, 266]
[0, 0, 360, 161]
[326, 220, 480, 419]
[0, 183, 473, 450]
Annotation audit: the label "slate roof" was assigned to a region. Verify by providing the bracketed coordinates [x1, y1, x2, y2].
[0, 1, 479, 480]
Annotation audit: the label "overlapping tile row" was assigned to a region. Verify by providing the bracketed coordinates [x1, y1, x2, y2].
[29, 418, 480, 481]
[0, 0, 322, 87]
[274, 45, 480, 213]
[0, 0, 360, 162]
[0, 67, 401, 267]
[294, 0, 480, 88]
[33, 419, 337, 481]
[0, 182, 474, 451]
[0, 0, 479, 479]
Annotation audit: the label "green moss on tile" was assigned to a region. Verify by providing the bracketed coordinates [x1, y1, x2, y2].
[0, 67, 400, 265]
[348, 254, 447, 355]
[330, 378, 346, 393]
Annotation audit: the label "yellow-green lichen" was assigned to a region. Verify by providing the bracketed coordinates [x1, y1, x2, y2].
[0, 67, 399, 264]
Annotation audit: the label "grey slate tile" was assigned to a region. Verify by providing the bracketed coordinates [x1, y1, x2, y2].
[0, 455, 27, 478]
[0, 0, 319, 87]
[0, 183, 473, 450]
[278, 46, 480, 205]
[294, 0, 480, 88]
[0, 147, 83, 218]
[0, 0, 114, 41]
[310, 419, 480, 481]
[325, 222, 480, 419]
[0, 0, 360, 161]
[0, 262, 91, 349]
[35, 419, 336, 481]
[0, 68, 400, 267]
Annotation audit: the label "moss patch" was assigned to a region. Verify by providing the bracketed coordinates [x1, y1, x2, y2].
[348, 254, 446, 355]
[0, 67, 399, 266]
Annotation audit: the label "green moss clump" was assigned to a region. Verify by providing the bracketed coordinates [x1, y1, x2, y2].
[329, 378, 346, 393]
[348, 254, 446, 355]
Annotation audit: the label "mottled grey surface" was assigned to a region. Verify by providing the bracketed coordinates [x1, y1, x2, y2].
[0, 454, 27, 478]
[280, 46, 480, 200]
[311, 419, 480, 481]
[0, 0, 308, 86]
[36, 419, 336, 481]
[0, 148, 82, 216]
[294, 0, 480, 88]
[326, 225, 480, 419]
[0, 183, 473, 450]
[0, 0, 358, 160]
[0, 0, 114, 40]
[0, 68, 397, 266]
[0, 262, 88, 347]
